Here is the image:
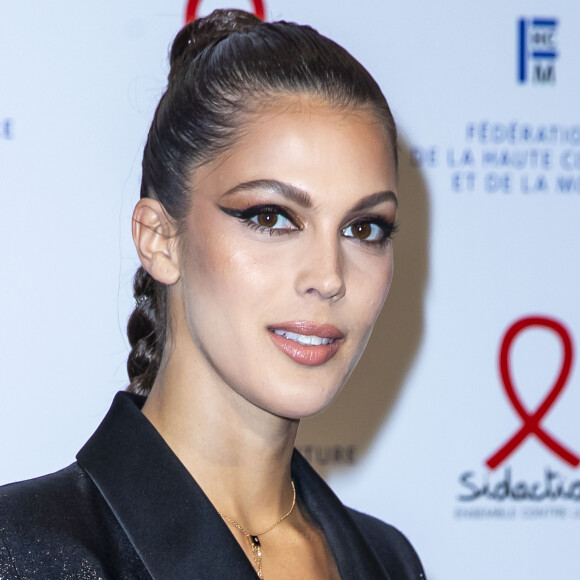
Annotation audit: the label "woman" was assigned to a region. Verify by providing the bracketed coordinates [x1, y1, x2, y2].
[0, 9, 425, 579]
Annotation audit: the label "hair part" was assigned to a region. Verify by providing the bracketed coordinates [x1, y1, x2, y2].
[127, 9, 398, 395]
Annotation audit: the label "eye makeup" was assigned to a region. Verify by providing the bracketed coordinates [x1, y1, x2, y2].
[341, 216, 399, 247]
[219, 200, 398, 246]
[219, 203, 302, 236]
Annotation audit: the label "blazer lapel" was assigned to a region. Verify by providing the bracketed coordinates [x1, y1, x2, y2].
[292, 451, 393, 580]
[77, 393, 393, 579]
[77, 392, 257, 580]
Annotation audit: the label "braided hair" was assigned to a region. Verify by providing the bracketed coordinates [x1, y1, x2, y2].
[126, 9, 397, 395]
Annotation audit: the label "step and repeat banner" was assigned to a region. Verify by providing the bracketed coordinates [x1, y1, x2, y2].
[1, 1, 578, 578]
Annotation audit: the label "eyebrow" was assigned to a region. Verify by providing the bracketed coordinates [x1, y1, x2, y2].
[349, 190, 398, 211]
[222, 179, 313, 208]
[222, 179, 398, 211]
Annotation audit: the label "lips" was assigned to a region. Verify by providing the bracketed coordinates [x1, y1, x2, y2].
[268, 322, 344, 366]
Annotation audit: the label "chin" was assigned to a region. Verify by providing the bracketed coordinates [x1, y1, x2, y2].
[260, 381, 344, 421]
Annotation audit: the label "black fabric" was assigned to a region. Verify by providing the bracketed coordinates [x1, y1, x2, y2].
[0, 392, 425, 579]
[0, 464, 149, 579]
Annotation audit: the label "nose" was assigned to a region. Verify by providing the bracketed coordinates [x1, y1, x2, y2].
[295, 235, 346, 301]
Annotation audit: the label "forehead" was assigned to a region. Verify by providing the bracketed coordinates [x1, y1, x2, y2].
[192, 95, 397, 202]
[243, 94, 392, 151]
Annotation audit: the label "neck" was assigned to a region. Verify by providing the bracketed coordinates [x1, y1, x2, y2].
[141, 344, 299, 532]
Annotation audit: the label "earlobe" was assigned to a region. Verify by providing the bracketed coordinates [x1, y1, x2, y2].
[132, 199, 181, 285]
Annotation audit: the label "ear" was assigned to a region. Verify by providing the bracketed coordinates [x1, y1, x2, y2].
[132, 199, 181, 285]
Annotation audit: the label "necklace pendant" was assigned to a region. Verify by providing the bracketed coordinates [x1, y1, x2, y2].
[250, 535, 262, 558]
[250, 536, 261, 551]
[249, 535, 263, 578]
[217, 480, 296, 579]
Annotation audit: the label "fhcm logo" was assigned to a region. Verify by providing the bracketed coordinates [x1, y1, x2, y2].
[518, 18, 558, 84]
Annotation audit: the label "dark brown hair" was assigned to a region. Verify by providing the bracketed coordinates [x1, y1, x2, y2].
[127, 9, 397, 394]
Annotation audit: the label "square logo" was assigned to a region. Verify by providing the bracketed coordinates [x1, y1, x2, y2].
[518, 18, 559, 84]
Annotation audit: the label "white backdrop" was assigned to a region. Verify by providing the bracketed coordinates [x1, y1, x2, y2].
[1, 1, 579, 579]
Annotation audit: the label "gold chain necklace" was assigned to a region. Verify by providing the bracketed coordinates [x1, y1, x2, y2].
[217, 480, 296, 579]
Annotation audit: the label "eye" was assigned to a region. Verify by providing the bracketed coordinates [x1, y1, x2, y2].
[343, 222, 382, 241]
[219, 204, 300, 236]
[250, 211, 295, 230]
[342, 219, 395, 245]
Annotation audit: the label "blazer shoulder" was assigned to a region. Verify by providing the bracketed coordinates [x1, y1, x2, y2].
[0, 463, 102, 532]
[0, 464, 148, 579]
[347, 507, 426, 580]
[1, 462, 88, 503]
[0, 464, 89, 578]
[1, 463, 92, 525]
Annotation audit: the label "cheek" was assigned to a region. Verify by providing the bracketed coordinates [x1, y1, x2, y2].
[183, 224, 289, 315]
[227, 248, 283, 307]
[348, 245, 394, 325]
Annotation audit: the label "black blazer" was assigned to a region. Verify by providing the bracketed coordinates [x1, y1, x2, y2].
[0, 392, 425, 579]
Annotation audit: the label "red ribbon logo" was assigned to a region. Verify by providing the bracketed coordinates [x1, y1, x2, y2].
[185, 0, 266, 23]
[486, 316, 579, 469]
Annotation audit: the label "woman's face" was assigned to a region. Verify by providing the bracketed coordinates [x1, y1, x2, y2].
[172, 96, 397, 420]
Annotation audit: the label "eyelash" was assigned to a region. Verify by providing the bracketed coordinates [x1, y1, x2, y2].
[220, 204, 301, 236]
[219, 204, 398, 246]
[342, 217, 399, 247]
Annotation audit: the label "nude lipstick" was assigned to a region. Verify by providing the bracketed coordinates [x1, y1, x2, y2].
[268, 321, 344, 366]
